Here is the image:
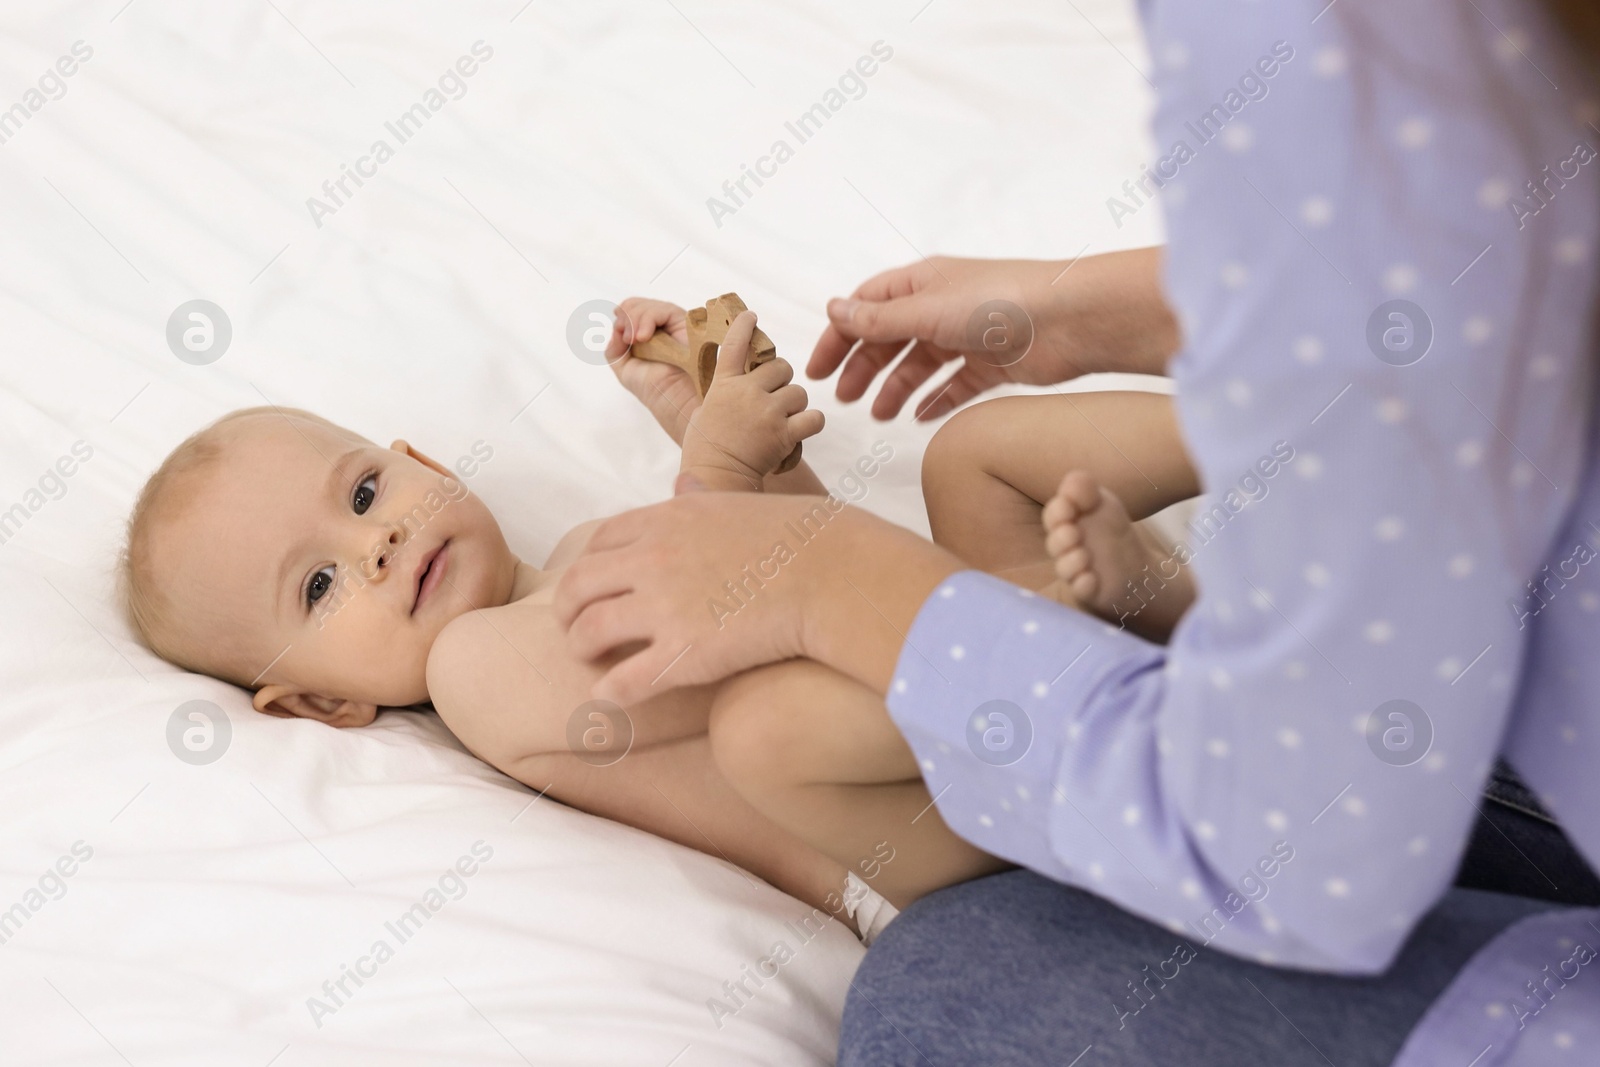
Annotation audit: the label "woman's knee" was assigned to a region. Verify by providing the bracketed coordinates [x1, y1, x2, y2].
[841, 871, 1126, 1065]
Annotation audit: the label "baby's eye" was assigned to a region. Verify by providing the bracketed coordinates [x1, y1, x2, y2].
[306, 565, 335, 608]
[352, 473, 378, 515]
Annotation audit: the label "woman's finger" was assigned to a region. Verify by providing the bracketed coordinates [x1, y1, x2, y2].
[552, 551, 636, 630]
[833, 339, 910, 402]
[871, 341, 949, 420]
[807, 323, 856, 380]
[565, 591, 654, 664]
[591, 639, 683, 709]
[825, 289, 944, 348]
[808, 262, 932, 376]
[587, 504, 658, 553]
[847, 260, 936, 305]
[552, 511, 657, 626]
[913, 363, 990, 421]
[835, 340, 910, 398]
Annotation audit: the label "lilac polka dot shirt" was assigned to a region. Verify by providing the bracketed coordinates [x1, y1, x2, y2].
[885, 2, 1600, 1061]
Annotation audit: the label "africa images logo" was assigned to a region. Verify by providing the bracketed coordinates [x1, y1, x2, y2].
[305, 42, 495, 228]
[1106, 40, 1295, 228]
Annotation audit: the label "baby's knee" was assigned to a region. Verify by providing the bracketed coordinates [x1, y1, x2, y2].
[922, 400, 1016, 527]
[707, 663, 807, 790]
[922, 403, 984, 488]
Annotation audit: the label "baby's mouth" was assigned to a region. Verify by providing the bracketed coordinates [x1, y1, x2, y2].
[411, 539, 451, 615]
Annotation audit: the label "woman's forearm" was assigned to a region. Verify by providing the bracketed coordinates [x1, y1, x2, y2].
[1027, 245, 1179, 378]
[797, 506, 965, 696]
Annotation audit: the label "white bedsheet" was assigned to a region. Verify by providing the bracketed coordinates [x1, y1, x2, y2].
[0, 1, 1158, 1062]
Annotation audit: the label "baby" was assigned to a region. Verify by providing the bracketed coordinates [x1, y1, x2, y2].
[119, 296, 1203, 944]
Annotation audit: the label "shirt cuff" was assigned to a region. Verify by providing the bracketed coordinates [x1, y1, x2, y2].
[883, 569, 1165, 879]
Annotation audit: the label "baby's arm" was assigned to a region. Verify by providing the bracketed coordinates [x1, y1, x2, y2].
[606, 298, 828, 496]
[675, 310, 824, 493]
[426, 597, 854, 913]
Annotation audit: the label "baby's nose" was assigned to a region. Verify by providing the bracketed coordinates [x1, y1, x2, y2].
[373, 526, 404, 572]
[368, 524, 403, 575]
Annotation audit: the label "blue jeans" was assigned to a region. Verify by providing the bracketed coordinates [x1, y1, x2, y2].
[839, 875, 1549, 1066]
[840, 775, 1598, 1066]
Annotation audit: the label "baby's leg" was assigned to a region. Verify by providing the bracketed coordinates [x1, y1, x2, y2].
[708, 659, 1011, 914]
[922, 391, 1200, 638]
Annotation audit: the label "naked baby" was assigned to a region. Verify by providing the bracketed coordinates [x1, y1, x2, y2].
[119, 296, 1206, 945]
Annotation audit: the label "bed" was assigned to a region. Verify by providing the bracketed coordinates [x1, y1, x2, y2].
[0, 1, 1158, 1062]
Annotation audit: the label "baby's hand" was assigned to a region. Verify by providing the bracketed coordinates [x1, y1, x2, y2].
[605, 297, 700, 446]
[680, 311, 823, 491]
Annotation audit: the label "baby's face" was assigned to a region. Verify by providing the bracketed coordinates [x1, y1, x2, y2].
[156, 414, 517, 718]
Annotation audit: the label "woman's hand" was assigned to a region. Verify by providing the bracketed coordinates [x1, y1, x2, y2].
[679, 310, 824, 491]
[808, 248, 1179, 421]
[552, 492, 962, 707]
[605, 297, 701, 445]
[554, 492, 815, 705]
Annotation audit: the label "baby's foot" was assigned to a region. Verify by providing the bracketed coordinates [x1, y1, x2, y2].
[1042, 471, 1193, 642]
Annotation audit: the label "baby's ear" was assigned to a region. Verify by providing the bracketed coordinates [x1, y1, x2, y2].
[390, 439, 453, 480]
[253, 685, 377, 728]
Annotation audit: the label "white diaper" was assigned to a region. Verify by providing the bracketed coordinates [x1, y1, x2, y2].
[842, 870, 899, 946]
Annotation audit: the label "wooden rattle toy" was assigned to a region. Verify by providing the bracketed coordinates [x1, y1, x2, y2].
[628, 292, 802, 474]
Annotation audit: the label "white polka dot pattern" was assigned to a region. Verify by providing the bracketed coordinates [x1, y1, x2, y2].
[882, 3, 1600, 1059]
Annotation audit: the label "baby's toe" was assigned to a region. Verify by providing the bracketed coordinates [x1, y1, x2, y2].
[1042, 493, 1072, 530]
[1058, 470, 1102, 515]
[1045, 520, 1083, 557]
[1068, 569, 1099, 601]
[1054, 545, 1091, 581]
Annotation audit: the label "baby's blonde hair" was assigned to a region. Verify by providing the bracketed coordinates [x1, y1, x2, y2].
[118, 405, 364, 686]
